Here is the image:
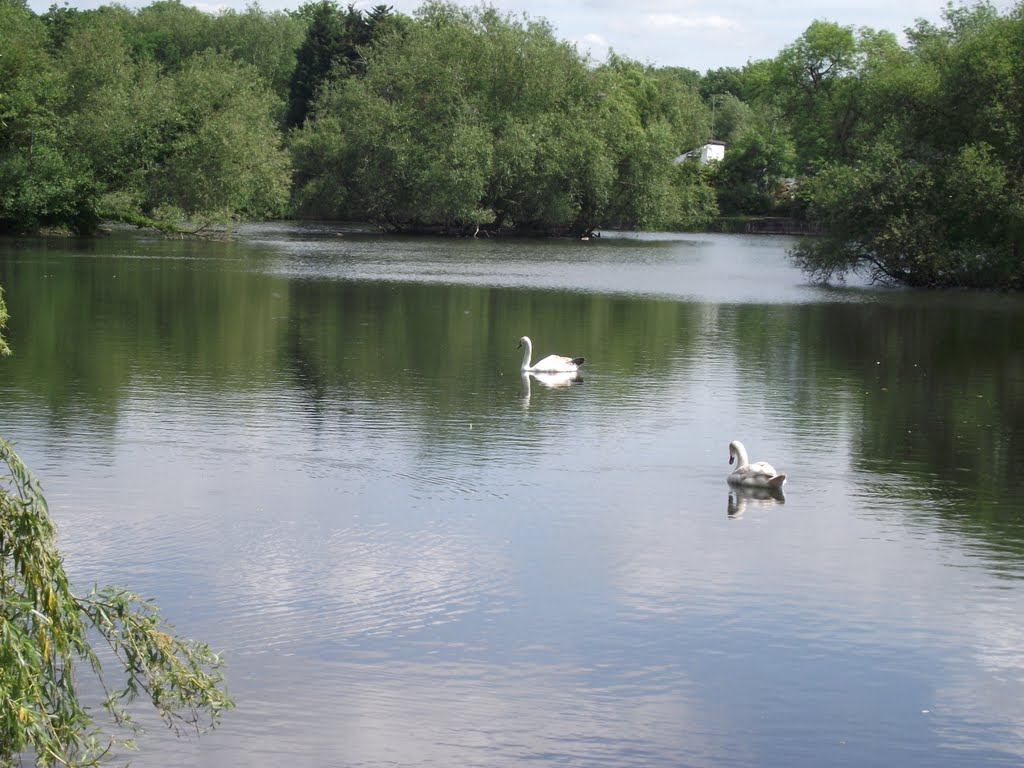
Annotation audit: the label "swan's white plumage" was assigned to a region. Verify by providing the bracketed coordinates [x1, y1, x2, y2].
[518, 336, 584, 373]
[727, 440, 787, 489]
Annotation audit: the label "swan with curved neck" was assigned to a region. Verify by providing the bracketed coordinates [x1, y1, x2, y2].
[728, 440, 786, 489]
[518, 336, 584, 373]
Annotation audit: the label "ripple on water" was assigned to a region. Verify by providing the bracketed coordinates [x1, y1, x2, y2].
[110, 655, 710, 768]
[207, 517, 515, 657]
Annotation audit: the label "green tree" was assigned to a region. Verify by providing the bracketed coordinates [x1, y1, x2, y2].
[286, 1, 400, 128]
[768, 20, 863, 165]
[706, 92, 752, 144]
[699, 66, 746, 101]
[586, 56, 713, 230]
[292, 2, 500, 228]
[57, 11, 163, 218]
[764, 20, 903, 170]
[292, 3, 715, 234]
[792, 2, 1024, 288]
[3, 2, 293, 234]
[126, 0, 216, 70]
[711, 101, 796, 215]
[143, 52, 293, 224]
[0, 2, 98, 234]
[791, 142, 945, 285]
[59, 33, 292, 230]
[40, 3, 88, 51]
[209, 5, 306, 107]
[714, 134, 796, 216]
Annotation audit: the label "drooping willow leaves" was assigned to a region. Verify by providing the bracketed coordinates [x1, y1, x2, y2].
[0, 437, 232, 766]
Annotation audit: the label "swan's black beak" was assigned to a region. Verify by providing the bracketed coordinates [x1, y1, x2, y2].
[517, 340, 522, 349]
[729, 455, 735, 465]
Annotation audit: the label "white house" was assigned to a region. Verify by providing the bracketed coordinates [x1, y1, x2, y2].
[673, 140, 726, 165]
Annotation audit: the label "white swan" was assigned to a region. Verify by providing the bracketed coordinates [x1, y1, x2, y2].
[518, 336, 584, 373]
[727, 440, 787, 489]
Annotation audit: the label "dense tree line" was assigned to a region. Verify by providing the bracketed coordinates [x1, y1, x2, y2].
[0, 0, 716, 237]
[291, 5, 714, 235]
[1, 0, 297, 233]
[2, 0, 1023, 285]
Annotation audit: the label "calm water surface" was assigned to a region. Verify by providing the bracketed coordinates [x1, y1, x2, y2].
[2, 225, 1024, 767]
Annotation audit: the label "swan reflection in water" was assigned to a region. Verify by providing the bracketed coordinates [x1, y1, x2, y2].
[727, 485, 785, 518]
[520, 370, 583, 406]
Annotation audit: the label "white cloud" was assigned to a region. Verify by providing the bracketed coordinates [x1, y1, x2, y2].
[190, 1, 227, 12]
[642, 13, 740, 33]
[583, 0, 699, 9]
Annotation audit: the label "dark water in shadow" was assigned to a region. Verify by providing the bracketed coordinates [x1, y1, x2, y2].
[2, 225, 1024, 766]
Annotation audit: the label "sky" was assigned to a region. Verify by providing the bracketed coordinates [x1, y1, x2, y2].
[26, 0, 1016, 72]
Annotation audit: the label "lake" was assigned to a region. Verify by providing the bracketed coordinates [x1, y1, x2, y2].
[2, 224, 1024, 767]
